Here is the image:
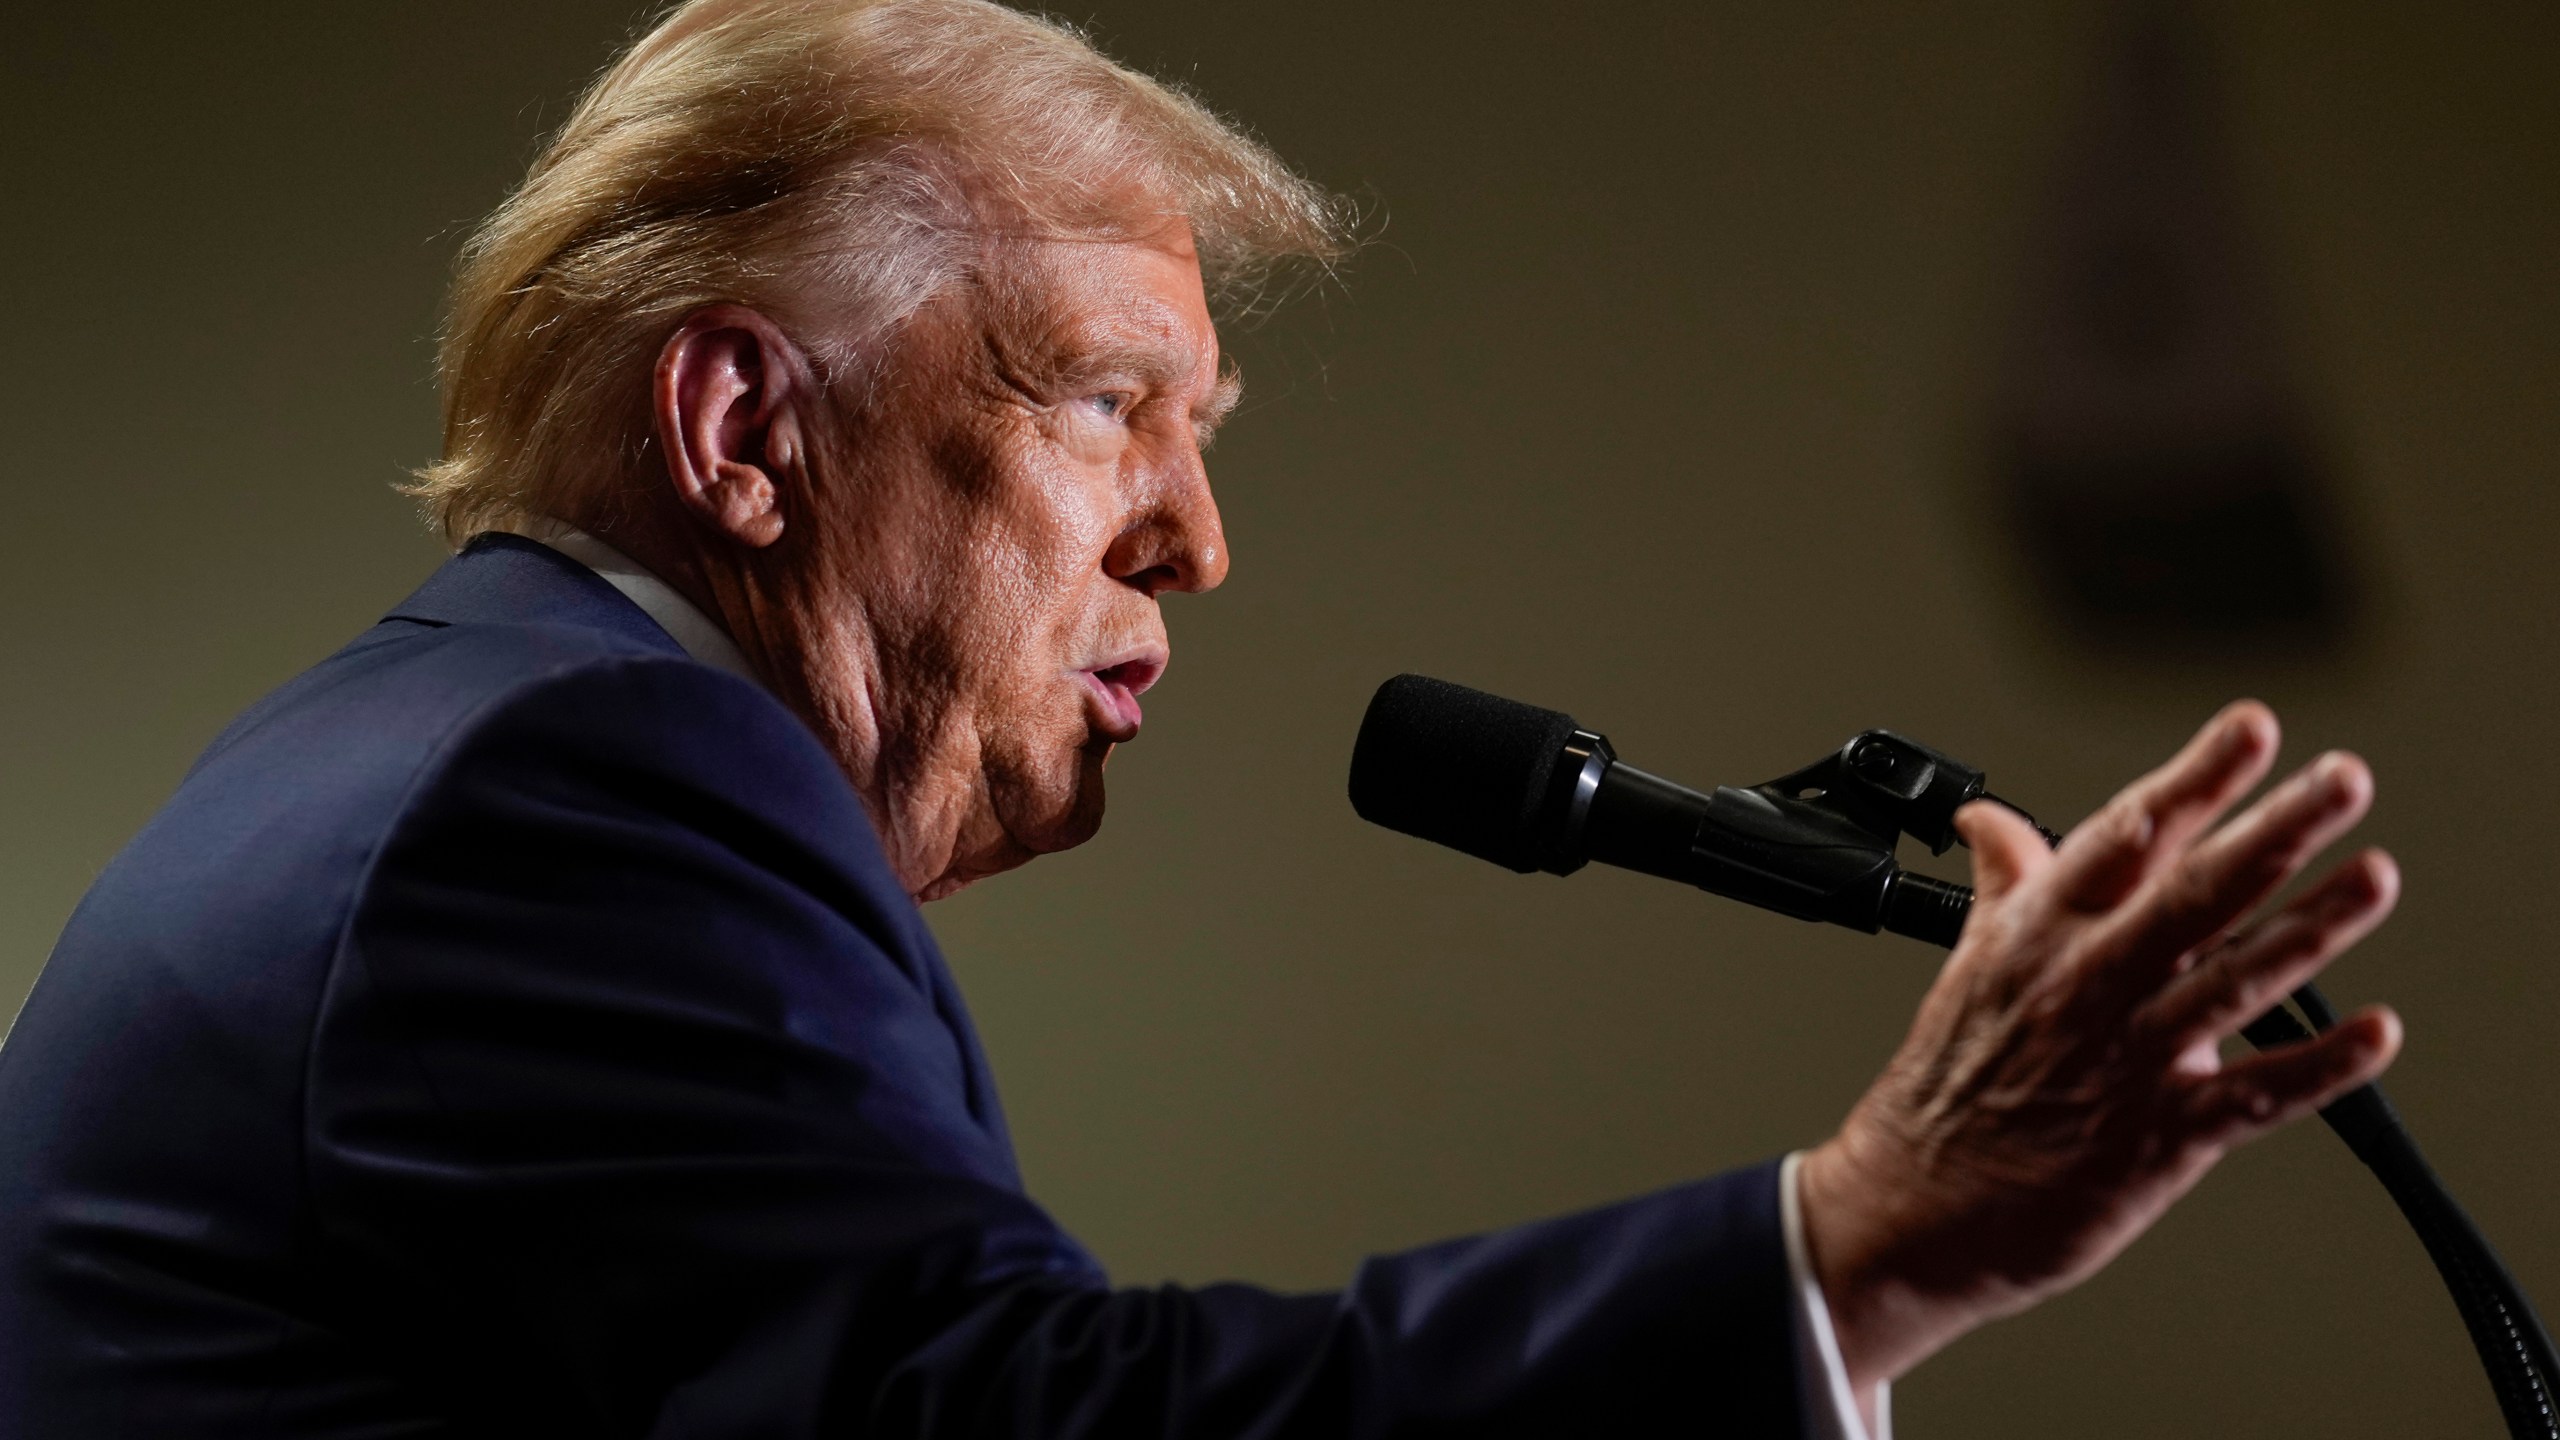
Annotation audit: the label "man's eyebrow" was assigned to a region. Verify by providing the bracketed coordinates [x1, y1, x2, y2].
[1043, 336, 1182, 390]
[1193, 364, 1244, 448]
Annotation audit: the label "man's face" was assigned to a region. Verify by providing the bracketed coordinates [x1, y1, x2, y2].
[793, 230, 1234, 898]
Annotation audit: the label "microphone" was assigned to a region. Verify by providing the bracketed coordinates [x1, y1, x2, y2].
[1347, 673, 1978, 945]
[1348, 676, 2560, 1436]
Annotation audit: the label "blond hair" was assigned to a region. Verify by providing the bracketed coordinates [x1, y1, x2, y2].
[408, 0, 1351, 543]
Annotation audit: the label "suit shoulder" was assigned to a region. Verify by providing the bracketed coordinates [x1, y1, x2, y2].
[414, 642, 857, 839]
[195, 616, 681, 772]
[342, 644, 957, 1119]
[372, 641, 916, 954]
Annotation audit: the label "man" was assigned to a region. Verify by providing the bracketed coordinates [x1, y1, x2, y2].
[0, 1, 2402, 1435]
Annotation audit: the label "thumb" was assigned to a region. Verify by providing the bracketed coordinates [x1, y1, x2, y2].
[1957, 799, 2051, 903]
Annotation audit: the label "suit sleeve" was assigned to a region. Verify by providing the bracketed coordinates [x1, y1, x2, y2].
[309, 655, 1809, 1438]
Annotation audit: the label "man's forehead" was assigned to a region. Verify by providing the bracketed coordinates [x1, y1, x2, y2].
[988, 234, 1219, 376]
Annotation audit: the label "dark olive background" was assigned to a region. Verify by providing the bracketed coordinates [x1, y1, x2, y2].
[4, 3, 2554, 1433]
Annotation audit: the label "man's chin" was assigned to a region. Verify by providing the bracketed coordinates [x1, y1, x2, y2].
[916, 768, 1106, 901]
[917, 832, 1044, 901]
[1024, 767, 1109, 855]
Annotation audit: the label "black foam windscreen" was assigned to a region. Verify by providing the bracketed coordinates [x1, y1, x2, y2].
[1348, 674, 1579, 873]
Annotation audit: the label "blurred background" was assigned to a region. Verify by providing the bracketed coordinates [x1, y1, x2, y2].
[3, 1, 2553, 1432]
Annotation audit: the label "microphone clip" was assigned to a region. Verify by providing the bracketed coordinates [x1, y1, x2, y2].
[1756, 731, 2059, 857]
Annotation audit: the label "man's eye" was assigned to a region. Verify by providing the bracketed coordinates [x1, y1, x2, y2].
[1085, 392, 1133, 421]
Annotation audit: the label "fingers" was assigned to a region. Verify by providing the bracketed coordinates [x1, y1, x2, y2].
[2092, 750, 2376, 985]
[1957, 799, 2054, 903]
[2185, 1005, 2403, 1148]
[2050, 702, 2281, 914]
[2136, 849, 2400, 1047]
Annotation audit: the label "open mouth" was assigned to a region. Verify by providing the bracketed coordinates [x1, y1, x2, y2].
[1079, 655, 1164, 739]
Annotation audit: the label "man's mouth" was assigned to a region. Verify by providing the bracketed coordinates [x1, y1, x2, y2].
[1079, 653, 1165, 740]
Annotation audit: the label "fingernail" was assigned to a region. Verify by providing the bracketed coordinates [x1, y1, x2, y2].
[2212, 712, 2253, 754]
[2363, 850, 2402, 902]
[2281, 761, 2335, 805]
[2370, 1005, 2405, 1051]
[2343, 862, 2385, 906]
[2218, 701, 2276, 753]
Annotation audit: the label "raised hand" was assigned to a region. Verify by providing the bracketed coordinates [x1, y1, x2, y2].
[1799, 701, 2404, 1391]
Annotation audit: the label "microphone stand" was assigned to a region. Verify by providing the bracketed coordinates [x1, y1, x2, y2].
[1734, 731, 2559, 1438]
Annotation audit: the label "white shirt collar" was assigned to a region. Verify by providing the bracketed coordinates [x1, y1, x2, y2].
[501, 519, 761, 686]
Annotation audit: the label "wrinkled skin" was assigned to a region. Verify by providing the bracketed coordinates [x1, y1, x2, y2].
[597, 227, 1233, 900]
[586, 226, 2399, 1413]
[1803, 702, 2400, 1412]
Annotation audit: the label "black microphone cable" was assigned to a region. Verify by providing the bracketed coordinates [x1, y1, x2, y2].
[1927, 862, 2559, 1440]
[2243, 994, 2559, 1439]
[1896, 822, 2558, 1438]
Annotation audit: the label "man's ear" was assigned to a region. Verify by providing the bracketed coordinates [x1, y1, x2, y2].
[651, 305, 819, 549]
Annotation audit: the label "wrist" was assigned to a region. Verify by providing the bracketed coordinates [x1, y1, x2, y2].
[1798, 1128, 1977, 1392]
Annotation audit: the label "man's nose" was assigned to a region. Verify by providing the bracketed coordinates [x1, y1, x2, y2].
[1105, 454, 1229, 597]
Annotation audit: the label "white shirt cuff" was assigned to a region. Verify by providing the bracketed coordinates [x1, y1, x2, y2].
[1780, 1151, 1890, 1440]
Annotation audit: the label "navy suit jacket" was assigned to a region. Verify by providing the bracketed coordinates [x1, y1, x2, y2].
[0, 535, 1804, 1437]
